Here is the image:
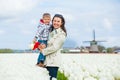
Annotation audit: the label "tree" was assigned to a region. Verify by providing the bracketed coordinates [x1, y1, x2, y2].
[106, 47, 113, 53]
[0, 49, 14, 53]
[98, 45, 106, 53]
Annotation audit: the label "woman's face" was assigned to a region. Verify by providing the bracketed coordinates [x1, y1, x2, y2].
[53, 17, 62, 29]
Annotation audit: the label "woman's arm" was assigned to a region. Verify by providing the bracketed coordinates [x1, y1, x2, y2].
[41, 34, 66, 56]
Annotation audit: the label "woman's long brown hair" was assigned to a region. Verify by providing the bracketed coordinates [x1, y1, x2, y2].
[49, 14, 67, 36]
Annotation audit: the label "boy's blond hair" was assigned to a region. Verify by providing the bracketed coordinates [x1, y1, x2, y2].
[43, 13, 51, 18]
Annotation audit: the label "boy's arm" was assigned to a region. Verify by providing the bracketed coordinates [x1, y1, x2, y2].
[35, 21, 45, 39]
[32, 36, 37, 43]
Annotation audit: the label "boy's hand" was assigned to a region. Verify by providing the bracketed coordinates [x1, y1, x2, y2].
[41, 44, 46, 49]
[38, 44, 46, 52]
[33, 38, 37, 43]
[38, 45, 43, 52]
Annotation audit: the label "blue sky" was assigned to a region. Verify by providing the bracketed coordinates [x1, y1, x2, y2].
[0, 0, 120, 49]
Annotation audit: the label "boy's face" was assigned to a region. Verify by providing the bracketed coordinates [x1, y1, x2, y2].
[43, 16, 51, 25]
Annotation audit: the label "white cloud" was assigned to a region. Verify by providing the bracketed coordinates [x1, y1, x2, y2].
[21, 29, 33, 35]
[103, 18, 112, 30]
[64, 13, 75, 22]
[0, 29, 5, 35]
[31, 19, 38, 26]
[104, 36, 120, 47]
[0, 0, 41, 16]
[2, 18, 20, 23]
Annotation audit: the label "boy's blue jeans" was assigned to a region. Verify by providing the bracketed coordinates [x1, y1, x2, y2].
[37, 52, 46, 64]
[37, 40, 47, 64]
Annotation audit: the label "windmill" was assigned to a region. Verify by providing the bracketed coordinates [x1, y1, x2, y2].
[83, 30, 106, 53]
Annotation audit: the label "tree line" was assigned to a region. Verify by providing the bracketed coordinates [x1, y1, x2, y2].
[0, 49, 14, 53]
[0, 46, 120, 53]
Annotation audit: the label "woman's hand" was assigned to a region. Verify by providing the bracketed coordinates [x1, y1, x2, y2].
[38, 44, 46, 52]
[41, 44, 46, 49]
[38, 45, 42, 52]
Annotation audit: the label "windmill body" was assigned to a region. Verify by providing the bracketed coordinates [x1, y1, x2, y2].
[83, 30, 106, 53]
[89, 40, 99, 53]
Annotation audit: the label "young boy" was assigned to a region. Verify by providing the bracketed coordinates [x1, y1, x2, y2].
[32, 13, 51, 67]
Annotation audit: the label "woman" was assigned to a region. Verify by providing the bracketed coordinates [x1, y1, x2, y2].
[39, 14, 67, 80]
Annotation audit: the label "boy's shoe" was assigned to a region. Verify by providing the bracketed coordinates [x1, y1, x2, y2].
[36, 63, 46, 68]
